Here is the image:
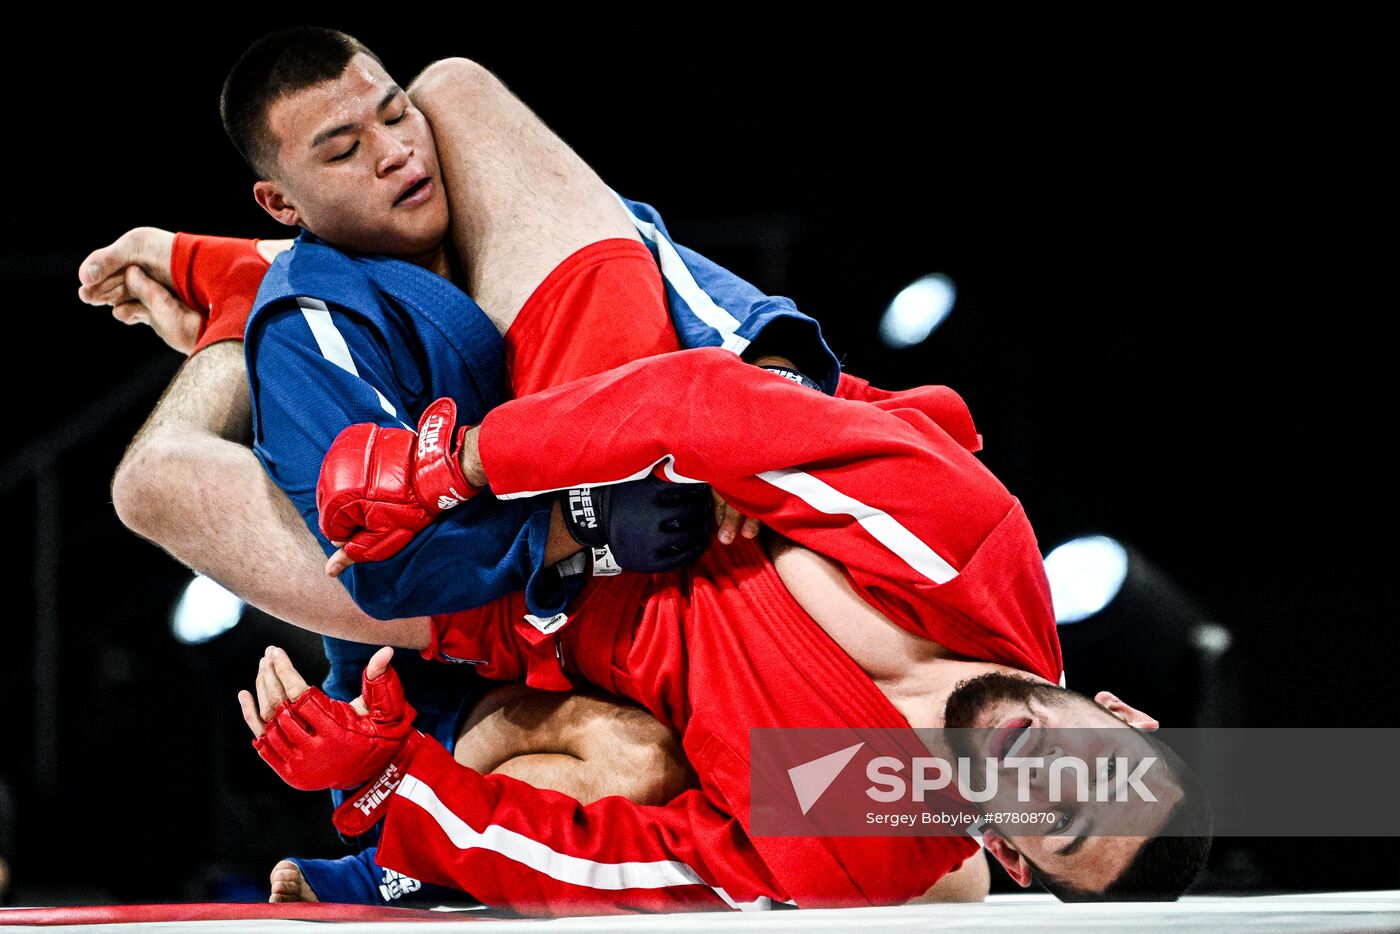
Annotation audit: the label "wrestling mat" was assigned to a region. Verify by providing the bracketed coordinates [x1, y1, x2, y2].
[3, 891, 1398, 932]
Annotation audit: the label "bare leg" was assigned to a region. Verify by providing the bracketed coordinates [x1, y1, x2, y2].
[454, 682, 693, 805]
[407, 58, 641, 334]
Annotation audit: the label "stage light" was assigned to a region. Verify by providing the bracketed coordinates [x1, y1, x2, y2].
[1044, 534, 1234, 727]
[171, 574, 245, 645]
[879, 274, 956, 348]
[1044, 534, 1130, 624]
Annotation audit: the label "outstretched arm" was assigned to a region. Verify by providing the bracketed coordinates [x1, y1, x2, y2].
[376, 739, 783, 915]
[453, 349, 1060, 678]
[85, 226, 583, 627]
[407, 60, 836, 550]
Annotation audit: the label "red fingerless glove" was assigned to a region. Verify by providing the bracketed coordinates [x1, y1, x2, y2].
[253, 663, 418, 791]
[317, 398, 481, 564]
[332, 732, 427, 838]
[169, 234, 271, 356]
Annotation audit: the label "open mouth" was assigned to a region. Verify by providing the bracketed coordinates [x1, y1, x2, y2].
[394, 177, 431, 207]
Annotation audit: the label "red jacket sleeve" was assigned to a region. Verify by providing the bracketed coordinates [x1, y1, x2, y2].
[476, 349, 1063, 682]
[376, 739, 790, 915]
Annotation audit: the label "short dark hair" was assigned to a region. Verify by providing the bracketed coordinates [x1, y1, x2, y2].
[1030, 736, 1213, 902]
[220, 27, 383, 177]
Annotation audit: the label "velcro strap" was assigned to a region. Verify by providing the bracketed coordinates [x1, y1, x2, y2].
[761, 365, 821, 392]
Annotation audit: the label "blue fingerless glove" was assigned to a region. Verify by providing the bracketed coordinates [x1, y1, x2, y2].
[560, 476, 712, 573]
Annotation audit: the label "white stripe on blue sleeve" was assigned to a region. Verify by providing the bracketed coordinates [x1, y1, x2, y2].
[612, 193, 752, 355]
[296, 297, 410, 427]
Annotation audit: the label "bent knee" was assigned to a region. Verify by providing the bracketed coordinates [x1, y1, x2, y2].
[110, 445, 160, 537]
[591, 707, 691, 804]
[540, 693, 691, 803]
[594, 704, 678, 759]
[407, 57, 502, 109]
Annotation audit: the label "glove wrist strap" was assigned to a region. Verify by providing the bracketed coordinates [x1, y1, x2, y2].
[761, 364, 821, 392]
[560, 487, 609, 547]
[414, 399, 480, 513]
[332, 733, 425, 838]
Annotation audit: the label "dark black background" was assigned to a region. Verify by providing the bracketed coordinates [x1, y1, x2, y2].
[0, 8, 1393, 903]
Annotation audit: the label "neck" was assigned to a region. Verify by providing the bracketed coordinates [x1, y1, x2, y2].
[402, 241, 455, 282]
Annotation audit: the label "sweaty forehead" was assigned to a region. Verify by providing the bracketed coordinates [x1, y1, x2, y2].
[265, 53, 398, 155]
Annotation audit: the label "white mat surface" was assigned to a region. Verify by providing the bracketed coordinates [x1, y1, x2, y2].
[4, 891, 1399, 933]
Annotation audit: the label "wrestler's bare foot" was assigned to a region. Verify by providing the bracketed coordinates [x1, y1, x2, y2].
[269, 859, 319, 903]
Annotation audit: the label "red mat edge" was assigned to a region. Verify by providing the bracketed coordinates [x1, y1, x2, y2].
[0, 902, 506, 925]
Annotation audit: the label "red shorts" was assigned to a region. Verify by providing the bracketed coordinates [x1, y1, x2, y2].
[504, 238, 680, 398]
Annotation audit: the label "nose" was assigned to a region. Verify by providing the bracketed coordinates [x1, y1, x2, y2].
[373, 126, 413, 177]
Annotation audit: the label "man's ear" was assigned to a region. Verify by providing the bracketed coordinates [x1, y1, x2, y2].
[253, 180, 302, 228]
[981, 831, 1033, 887]
[1094, 691, 1160, 731]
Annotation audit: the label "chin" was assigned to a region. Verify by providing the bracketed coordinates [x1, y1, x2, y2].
[398, 211, 450, 256]
[425, 207, 451, 245]
[359, 223, 441, 261]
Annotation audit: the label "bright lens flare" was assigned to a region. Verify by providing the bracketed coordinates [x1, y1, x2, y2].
[879, 274, 956, 348]
[1044, 535, 1129, 624]
[171, 574, 245, 645]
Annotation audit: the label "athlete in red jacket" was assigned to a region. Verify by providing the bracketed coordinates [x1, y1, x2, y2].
[250, 347, 1203, 913]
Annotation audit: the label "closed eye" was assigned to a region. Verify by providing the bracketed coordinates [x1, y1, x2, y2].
[329, 142, 359, 162]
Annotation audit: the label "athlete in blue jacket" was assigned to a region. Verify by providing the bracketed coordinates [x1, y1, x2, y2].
[80, 31, 853, 904]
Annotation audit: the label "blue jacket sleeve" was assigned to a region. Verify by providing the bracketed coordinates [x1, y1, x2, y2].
[616, 195, 841, 393]
[246, 300, 577, 621]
